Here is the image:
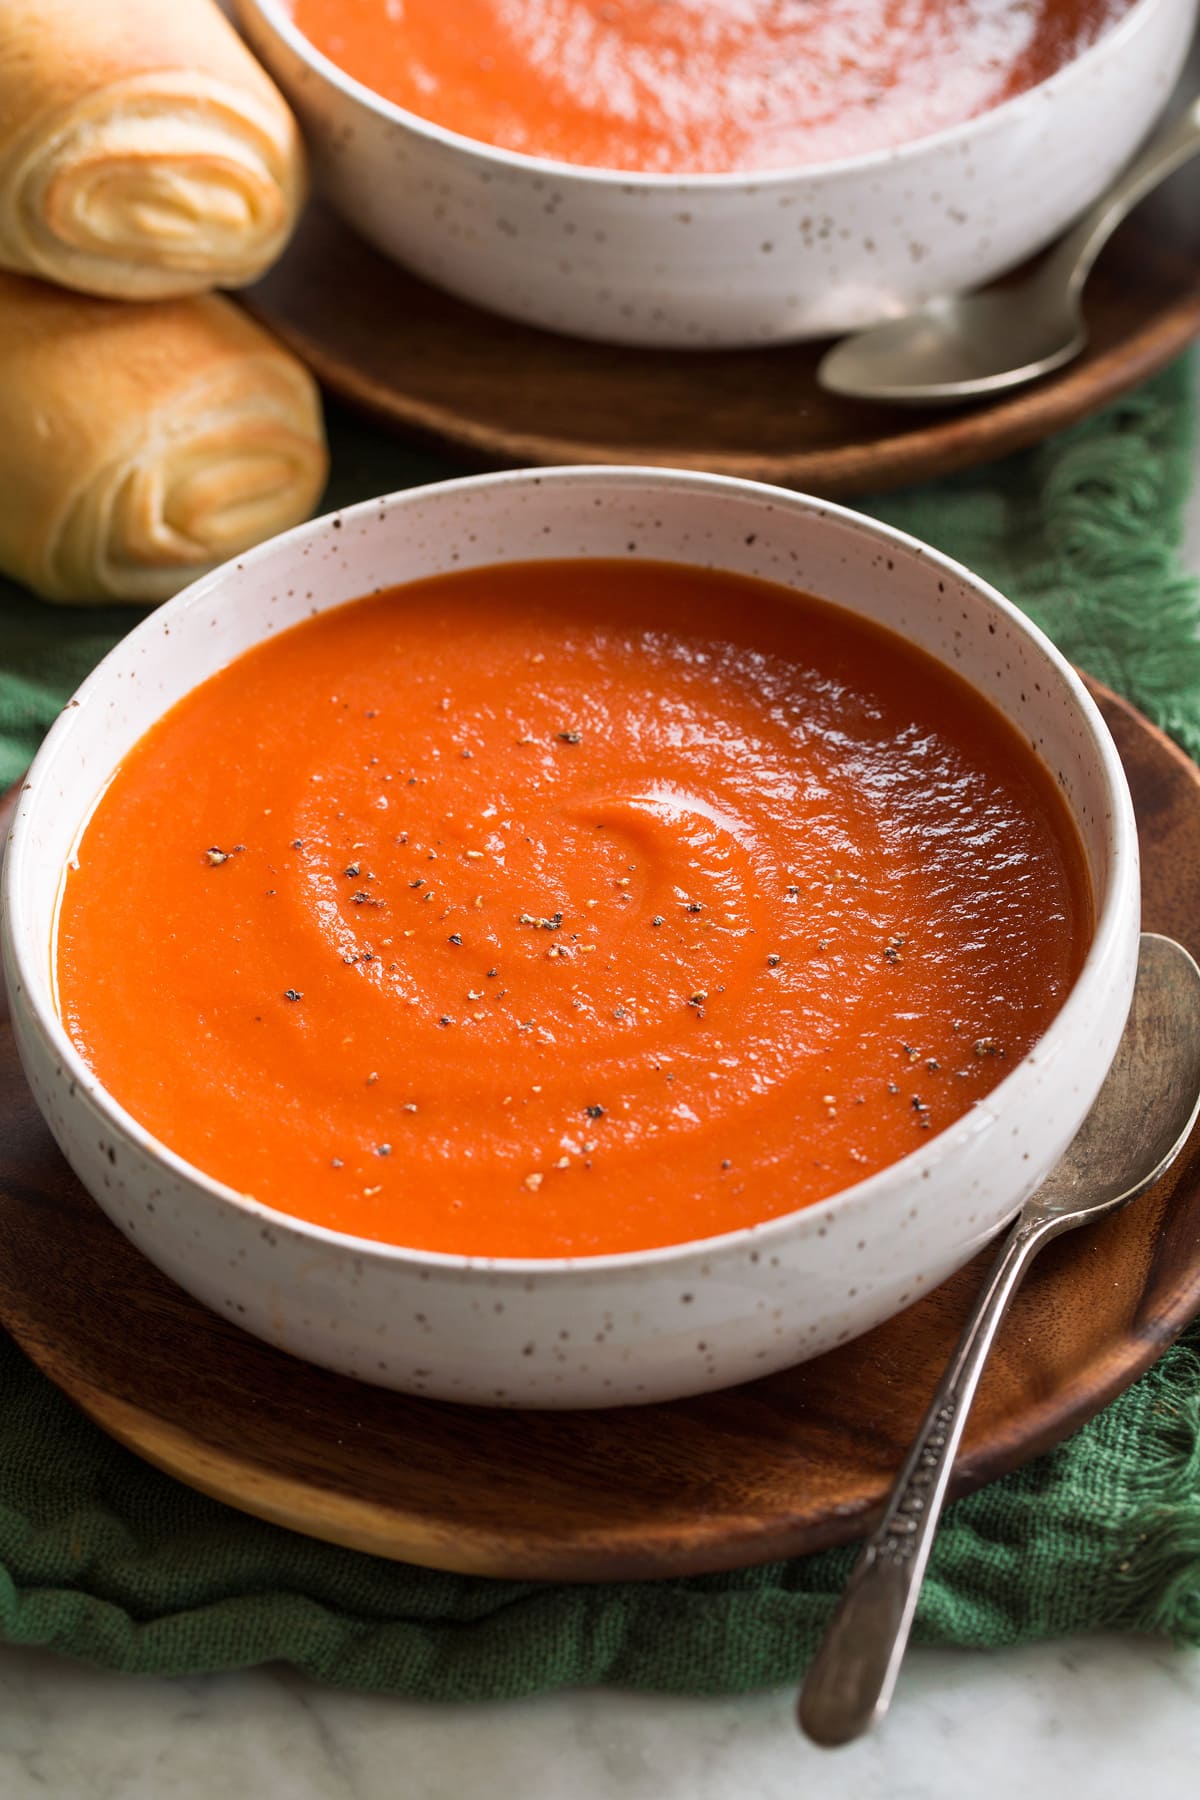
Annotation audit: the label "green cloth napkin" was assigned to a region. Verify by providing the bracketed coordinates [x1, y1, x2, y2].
[2, 365, 1200, 1695]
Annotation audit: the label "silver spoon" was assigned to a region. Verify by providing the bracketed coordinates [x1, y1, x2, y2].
[798, 930, 1200, 1748]
[817, 99, 1200, 406]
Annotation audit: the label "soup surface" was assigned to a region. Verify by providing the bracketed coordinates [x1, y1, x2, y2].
[288, 0, 1132, 173]
[58, 559, 1090, 1257]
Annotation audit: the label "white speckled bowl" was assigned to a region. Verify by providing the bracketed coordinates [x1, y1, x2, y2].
[2, 469, 1140, 1407]
[235, 0, 1196, 347]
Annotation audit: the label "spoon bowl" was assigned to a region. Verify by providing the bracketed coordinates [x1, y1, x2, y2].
[1031, 932, 1200, 1222]
[818, 289, 1087, 407]
[819, 96, 1200, 407]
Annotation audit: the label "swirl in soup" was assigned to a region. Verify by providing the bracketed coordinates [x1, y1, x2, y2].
[57, 559, 1090, 1256]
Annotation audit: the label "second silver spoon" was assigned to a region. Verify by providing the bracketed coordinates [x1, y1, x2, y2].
[818, 98, 1200, 406]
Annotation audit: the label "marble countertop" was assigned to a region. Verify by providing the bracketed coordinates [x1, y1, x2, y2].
[1, 1632, 1197, 1799]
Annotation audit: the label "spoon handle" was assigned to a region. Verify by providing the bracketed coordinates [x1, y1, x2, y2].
[1048, 94, 1200, 297]
[797, 1208, 1053, 1747]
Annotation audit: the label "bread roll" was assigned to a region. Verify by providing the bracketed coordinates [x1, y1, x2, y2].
[0, 272, 328, 603]
[0, 0, 305, 299]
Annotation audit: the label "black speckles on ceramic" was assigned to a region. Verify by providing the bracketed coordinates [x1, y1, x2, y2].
[234, 0, 1192, 347]
[1, 465, 1140, 1407]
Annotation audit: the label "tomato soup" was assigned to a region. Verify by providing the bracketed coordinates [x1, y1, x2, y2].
[57, 560, 1090, 1258]
[288, 0, 1133, 174]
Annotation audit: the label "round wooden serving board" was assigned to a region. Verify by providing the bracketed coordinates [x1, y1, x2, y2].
[243, 168, 1200, 497]
[3, 682, 1200, 1582]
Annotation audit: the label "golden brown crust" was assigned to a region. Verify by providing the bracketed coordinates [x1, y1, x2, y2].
[0, 272, 328, 602]
[0, 0, 305, 298]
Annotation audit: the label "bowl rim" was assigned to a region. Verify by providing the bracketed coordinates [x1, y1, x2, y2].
[237, 0, 1170, 190]
[3, 466, 1140, 1278]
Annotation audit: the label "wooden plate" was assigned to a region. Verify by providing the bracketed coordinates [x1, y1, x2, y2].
[242, 165, 1200, 497]
[2, 682, 1200, 1582]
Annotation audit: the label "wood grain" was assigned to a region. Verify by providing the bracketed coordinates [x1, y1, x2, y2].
[241, 171, 1200, 496]
[2, 682, 1199, 1581]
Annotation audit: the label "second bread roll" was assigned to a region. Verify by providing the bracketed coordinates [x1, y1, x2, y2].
[0, 0, 305, 299]
[0, 272, 328, 603]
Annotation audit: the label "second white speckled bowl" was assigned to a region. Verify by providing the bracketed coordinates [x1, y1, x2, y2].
[2, 469, 1140, 1406]
[236, 0, 1196, 346]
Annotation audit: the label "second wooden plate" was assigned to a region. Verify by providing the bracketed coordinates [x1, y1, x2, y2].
[243, 163, 1200, 496]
